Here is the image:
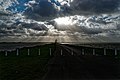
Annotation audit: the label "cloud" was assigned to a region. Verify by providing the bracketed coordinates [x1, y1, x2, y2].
[0, 14, 49, 37]
[0, 10, 120, 42]
[24, 0, 59, 20]
[1, 0, 120, 17]
[0, 0, 120, 42]
[22, 0, 120, 21]
[53, 14, 119, 33]
[0, 0, 18, 13]
[68, 0, 120, 14]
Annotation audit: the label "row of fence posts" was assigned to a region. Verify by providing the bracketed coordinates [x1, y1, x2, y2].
[4, 48, 52, 56]
[104, 48, 117, 56]
[3, 48, 118, 56]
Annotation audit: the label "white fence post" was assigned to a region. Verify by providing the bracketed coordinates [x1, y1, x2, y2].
[28, 49, 30, 56]
[50, 48, 51, 56]
[38, 49, 41, 56]
[115, 49, 117, 56]
[93, 49, 95, 55]
[61, 49, 63, 56]
[104, 48, 106, 55]
[71, 50, 73, 56]
[82, 49, 84, 55]
[5, 51, 8, 56]
[16, 49, 19, 56]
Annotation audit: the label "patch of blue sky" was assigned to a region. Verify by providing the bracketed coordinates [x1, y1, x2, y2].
[6, 0, 31, 13]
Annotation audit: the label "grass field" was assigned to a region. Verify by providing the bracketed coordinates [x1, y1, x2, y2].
[0, 44, 54, 80]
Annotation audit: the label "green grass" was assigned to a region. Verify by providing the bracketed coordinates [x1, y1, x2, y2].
[0, 44, 54, 80]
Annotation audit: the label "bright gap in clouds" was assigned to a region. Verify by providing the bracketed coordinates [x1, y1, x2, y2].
[54, 17, 75, 25]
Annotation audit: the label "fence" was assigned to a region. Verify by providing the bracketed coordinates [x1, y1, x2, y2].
[0, 47, 119, 57]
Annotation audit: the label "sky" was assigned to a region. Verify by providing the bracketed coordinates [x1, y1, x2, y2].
[0, 0, 120, 43]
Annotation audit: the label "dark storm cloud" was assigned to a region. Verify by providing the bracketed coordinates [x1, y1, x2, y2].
[68, 0, 120, 15]
[24, 0, 58, 20]
[23, 0, 120, 21]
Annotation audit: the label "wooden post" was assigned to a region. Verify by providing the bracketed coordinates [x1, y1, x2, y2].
[38, 49, 41, 56]
[5, 51, 8, 56]
[104, 48, 106, 55]
[28, 49, 30, 56]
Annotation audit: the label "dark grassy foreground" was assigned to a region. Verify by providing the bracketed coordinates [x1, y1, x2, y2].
[0, 43, 120, 80]
[0, 44, 54, 80]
